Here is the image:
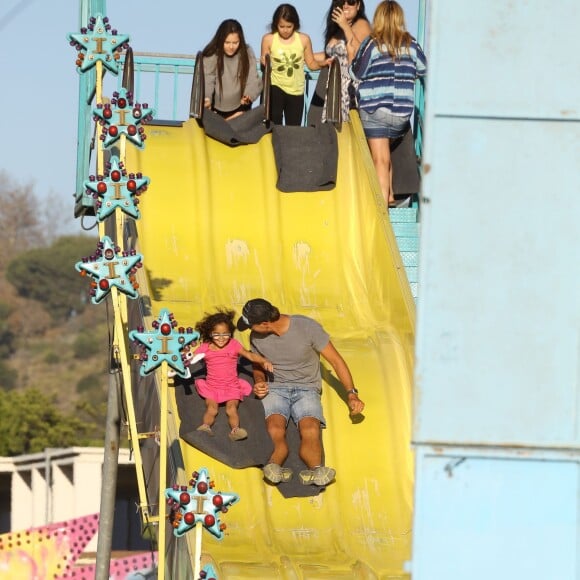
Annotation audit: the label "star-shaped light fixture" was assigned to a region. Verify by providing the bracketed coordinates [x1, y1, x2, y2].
[166, 468, 239, 540]
[93, 88, 154, 149]
[75, 236, 142, 304]
[84, 156, 149, 221]
[129, 309, 199, 377]
[68, 14, 129, 74]
[200, 564, 218, 579]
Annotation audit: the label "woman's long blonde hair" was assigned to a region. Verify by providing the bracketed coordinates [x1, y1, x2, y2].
[371, 0, 412, 59]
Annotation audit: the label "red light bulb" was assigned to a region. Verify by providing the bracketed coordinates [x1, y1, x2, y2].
[160, 323, 172, 336]
[204, 514, 215, 527]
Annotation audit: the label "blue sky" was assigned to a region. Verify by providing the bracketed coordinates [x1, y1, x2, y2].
[0, 0, 418, 233]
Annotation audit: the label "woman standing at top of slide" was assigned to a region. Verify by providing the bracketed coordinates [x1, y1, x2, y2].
[350, 0, 426, 206]
[320, 0, 371, 121]
[261, 4, 330, 126]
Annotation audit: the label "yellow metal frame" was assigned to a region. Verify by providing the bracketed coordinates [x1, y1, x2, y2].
[93, 59, 169, 574]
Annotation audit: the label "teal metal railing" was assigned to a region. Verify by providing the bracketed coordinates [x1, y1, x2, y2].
[74, 0, 106, 217]
[117, 52, 196, 121]
[413, 0, 428, 162]
[114, 52, 321, 123]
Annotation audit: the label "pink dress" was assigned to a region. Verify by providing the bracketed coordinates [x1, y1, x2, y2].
[193, 339, 252, 403]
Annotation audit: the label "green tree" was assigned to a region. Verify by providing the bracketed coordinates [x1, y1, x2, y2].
[76, 371, 104, 393]
[0, 388, 91, 456]
[0, 361, 16, 390]
[5, 235, 97, 320]
[73, 331, 102, 360]
[0, 302, 16, 358]
[75, 398, 108, 444]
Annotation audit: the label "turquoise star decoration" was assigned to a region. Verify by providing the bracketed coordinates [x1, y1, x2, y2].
[68, 14, 129, 74]
[129, 309, 199, 377]
[84, 155, 149, 221]
[75, 236, 142, 304]
[201, 564, 218, 579]
[93, 88, 154, 149]
[165, 468, 240, 540]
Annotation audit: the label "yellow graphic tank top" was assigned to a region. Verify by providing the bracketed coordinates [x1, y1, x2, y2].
[270, 32, 305, 95]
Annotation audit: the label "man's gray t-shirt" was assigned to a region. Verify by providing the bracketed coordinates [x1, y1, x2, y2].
[250, 315, 330, 389]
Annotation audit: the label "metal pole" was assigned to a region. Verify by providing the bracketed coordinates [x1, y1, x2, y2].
[417, 0, 427, 47]
[95, 365, 122, 580]
[156, 362, 169, 579]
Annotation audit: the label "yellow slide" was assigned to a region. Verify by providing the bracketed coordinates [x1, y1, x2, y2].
[127, 113, 415, 578]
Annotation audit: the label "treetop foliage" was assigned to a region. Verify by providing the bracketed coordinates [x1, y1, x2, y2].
[0, 388, 91, 456]
[6, 235, 98, 320]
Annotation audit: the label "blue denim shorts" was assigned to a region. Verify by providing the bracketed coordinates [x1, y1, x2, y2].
[360, 107, 410, 139]
[262, 384, 326, 427]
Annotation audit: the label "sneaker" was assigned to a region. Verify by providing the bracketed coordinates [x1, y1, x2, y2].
[263, 463, 293, 484]
[299, 466, 336, 486]
[389, 196, 411, 208]
[229, 427, 248, 441]
[196, 424, 214, 436]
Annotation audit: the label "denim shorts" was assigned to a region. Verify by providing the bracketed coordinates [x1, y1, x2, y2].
[359, 107, 410, 139]
[262, 384, 326, 427]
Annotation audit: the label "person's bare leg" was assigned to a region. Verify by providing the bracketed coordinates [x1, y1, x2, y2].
[386, 137, 393, 202]
[297, 417, 335, 486]
[225, 400, 240, 430]
[367, 137, 393, 205]
[202, 399, 218, 427]
[225, 399, 248, 440]
[297, 417, 322, 468]
[266, 414, 289, 466]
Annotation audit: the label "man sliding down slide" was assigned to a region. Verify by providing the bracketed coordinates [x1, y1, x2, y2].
[237, 298, 365, 486]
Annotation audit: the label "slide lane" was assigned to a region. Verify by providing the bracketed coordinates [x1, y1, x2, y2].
[127, 114, 415, 578]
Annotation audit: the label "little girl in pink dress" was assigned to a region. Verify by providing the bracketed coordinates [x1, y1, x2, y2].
[193, 309, 273, 441]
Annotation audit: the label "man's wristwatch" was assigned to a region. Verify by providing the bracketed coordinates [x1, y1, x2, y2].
[346, 388, 359, 396]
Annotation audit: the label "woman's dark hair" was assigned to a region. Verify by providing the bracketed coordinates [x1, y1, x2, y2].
[202, 19, 249, 99]
[195, 308, 236, 343]
[324, 1, 368, 46]
[270, 4, 301, 33]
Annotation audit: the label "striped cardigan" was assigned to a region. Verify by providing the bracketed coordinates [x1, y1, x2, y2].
[350, 35, 426, 117]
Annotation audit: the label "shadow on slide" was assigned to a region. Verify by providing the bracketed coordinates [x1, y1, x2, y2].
[126, 112, 416, 578]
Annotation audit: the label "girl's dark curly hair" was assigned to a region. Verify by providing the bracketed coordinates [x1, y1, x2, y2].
[195, 308, 236, 342]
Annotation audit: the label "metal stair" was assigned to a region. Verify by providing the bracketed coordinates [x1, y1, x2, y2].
[389, 202, 420, 299]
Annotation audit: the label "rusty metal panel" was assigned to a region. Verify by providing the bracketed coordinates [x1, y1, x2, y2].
[427, 0, 580, 120]
[415, 116, 580, 446]
[412, 1, 580, 577]
[411, 448, 579, 579]
[415, 0, 580, 447]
